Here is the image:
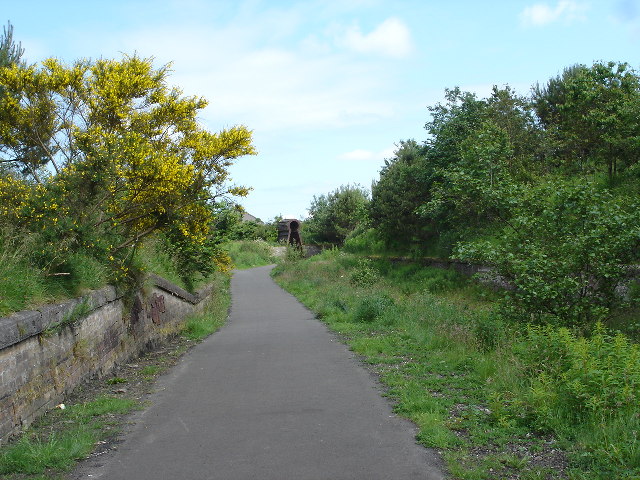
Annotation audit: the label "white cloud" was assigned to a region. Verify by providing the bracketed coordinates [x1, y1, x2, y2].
[94, 20, 399, 134]
[30, 1, 409, 135]
[339, 17, 413, 58]
[520, 1, 589, 26]
[338, 146, 395, 162]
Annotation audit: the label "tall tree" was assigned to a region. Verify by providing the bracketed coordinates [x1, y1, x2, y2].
[532, 62, 640, 178]
[305, 184, 370, 245]
[0, 22, 24, 67]
[369, 140, 436, 250]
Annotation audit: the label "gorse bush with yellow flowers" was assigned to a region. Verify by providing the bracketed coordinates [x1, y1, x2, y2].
[0, 49, 255, 313]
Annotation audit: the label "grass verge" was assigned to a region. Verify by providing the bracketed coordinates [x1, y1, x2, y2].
[272, 250, 639, 479]
[0, 396, 138, 477]
[225, 239, 276, 269]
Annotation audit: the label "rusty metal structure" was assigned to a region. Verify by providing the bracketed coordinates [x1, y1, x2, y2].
[277, 219, 303, 247]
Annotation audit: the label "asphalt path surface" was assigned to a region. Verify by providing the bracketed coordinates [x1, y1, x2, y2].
[77, 265, 444, 479]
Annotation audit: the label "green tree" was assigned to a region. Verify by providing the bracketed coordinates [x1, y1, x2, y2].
[0, 22, 23, 68]
[532, 61, 640, 178]
[421, 120, 516, 243]
[418, 87, 540, 252]
[424, 87, 487, 169]
[456, 180, 640, 326]
[369, 140, 437, 251]
[305, 184, 370, 245]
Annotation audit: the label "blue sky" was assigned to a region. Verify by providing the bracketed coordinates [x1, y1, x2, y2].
[3, 0, 639, 221]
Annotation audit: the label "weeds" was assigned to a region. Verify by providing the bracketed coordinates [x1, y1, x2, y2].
[106, 377, 127, 385]
[0, 230, 215, 317]
[0, 396, 138, 476]
[180, 272, 230, 341]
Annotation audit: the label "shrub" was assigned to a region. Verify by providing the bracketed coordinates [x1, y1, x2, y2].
[457, 181, 640, 326]
[343, 227, 386, 255]
[352, 293, 395, 323]
[492, 323, 640, 476]
[516, 324, 640, 426]
[473, 311, 506, 351]
[349, 259, 380, 287]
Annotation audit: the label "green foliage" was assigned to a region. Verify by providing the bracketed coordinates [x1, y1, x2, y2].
[521, 324, 640, 422]
[0, 227, 50, 315]
[68, 395, 138, 419]
[376, 261, 468, 295]
[367, 62, 640, 268]
[106, 377, 128, 385]
[349, 258, 380, 287]
[472, 312, 506, 352]
[369, 140, 437, 252]
[0, 226, 111, 315]
[532, 61, 640, 178]
[0, 21, 24, 67]
[351, 292, 394, 323]
[133, 235, 184, 288]
[456, 180, 640, 326]
[491, 324, 640, 477]
[304, 184, 370, 245]
[252, 220, 278, 242]
[210, 202, 267, 242]
[419, 87, 542, 251]
[0, 427, 97, 474]
[343, 227, 386, 255]
[0, 396, 137, 475]
[180, 271, 230, 340]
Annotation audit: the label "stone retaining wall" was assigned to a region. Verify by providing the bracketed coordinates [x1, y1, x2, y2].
[0, 275, 214, 443]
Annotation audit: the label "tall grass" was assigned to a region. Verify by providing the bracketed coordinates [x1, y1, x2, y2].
[0, 231, 215, 316]
[225, 239, 276, 269]
[273, 250, 640, 479]
[0, 396, 138, 475]
[181, 272, 231, 340]
[133, 236, 187, 289]
[0, 228, 109, 316]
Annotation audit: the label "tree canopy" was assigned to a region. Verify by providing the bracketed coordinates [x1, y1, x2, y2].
[304, 184, 370, 245]
[358, 60, 640, 326]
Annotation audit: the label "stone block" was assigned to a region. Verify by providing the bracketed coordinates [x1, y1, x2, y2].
[88, 286, 118, 309]
[0, 311, 43, 349]
[150, 274, 198, 304]
[39, 301, 76, 330]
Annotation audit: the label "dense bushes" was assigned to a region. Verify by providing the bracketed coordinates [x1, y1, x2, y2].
[456, 180, 640, 325]
[341, 61, 640, 328]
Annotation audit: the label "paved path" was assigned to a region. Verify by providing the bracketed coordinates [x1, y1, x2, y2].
[77, 266, 444, 480]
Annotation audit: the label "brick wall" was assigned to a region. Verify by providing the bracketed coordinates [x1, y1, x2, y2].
[0, 275, 214, 443]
